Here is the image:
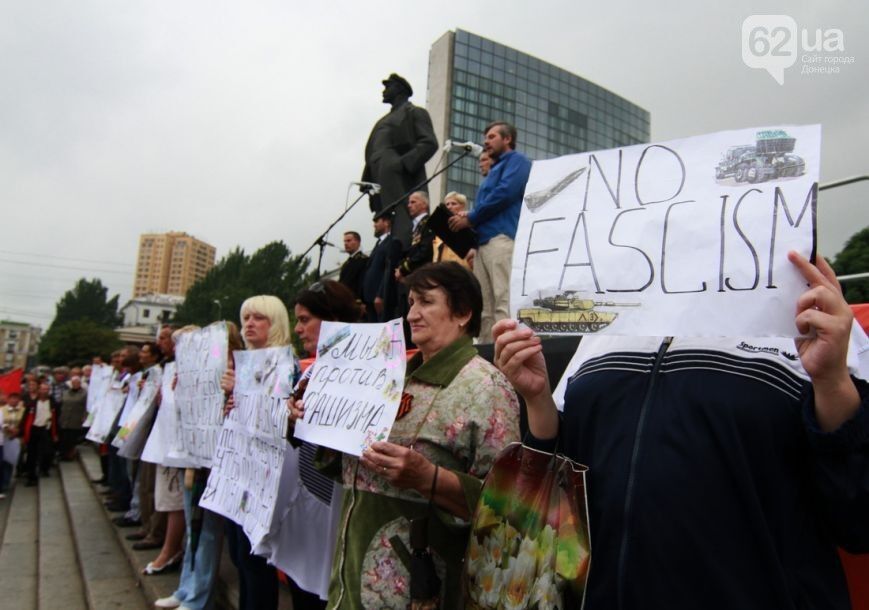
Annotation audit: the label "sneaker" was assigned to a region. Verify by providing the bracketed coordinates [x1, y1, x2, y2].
[154, 594, 181, 608]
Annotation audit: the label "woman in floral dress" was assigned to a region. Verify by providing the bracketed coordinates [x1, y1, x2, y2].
[290, 262, 521, 609]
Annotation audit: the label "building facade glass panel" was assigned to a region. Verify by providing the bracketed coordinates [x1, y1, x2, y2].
[428, 30, 650, 207]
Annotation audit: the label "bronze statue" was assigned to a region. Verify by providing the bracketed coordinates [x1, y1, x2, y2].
[362, 73, 438, 247]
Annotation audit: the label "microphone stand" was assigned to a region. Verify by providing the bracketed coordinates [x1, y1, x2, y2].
[301, 190, 369, 278]
[300, 147, 474, 277]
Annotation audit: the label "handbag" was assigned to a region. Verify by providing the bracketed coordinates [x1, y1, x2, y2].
[463, 442, 591, 609]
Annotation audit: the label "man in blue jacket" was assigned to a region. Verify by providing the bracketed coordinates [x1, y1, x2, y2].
[449, 121, 531, 342]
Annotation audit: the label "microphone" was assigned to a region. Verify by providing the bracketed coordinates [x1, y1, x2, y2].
[444, 140, 483, 157]
[316, 237, 336, 248]
[352, 181, 381, 194]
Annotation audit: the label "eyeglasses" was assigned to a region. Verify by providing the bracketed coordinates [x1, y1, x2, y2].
[308, 281, 326, 294]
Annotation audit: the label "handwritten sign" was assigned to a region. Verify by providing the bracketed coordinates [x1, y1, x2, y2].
[116, 367, 163, 459]
[511, 124, 820, 337]
[114, 367, 161, 445]
[170, 322, 228, 468]
[85, 364, 113, 414]
[199, 346, 297, 546]
[141, 362, 186, 466]
[85, 385, 126, 443]
[294, 319, 406, 456]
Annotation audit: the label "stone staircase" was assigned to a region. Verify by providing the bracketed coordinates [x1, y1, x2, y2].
[0, 445, 294, 610]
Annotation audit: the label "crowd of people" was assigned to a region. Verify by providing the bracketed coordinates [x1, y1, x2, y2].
[0, 116, 866, 610]
[0, 364, 91, 496]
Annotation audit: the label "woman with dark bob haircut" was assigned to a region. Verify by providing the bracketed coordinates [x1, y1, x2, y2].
[291, 262, 520, 609]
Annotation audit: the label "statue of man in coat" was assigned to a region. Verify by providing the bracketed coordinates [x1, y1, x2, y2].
[362, 73, 438, 248]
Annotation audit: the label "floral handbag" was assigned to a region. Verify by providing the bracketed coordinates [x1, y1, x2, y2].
[463, 442, 591, 610]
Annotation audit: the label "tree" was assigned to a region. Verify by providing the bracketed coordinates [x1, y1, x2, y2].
[38, 278, 123, 365]
[173, 241, 313, 328]
[52, 278, 122, 327]
[831, 227, 869, 304]
[38, 319, 121, 366]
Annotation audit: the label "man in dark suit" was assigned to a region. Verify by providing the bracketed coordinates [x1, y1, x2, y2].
[362, 211, 401, 322]
[362, 73, 438, 248]
[338, 231, 368, 304]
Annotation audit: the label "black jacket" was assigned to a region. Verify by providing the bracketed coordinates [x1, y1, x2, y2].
[529, 335, 869, 610]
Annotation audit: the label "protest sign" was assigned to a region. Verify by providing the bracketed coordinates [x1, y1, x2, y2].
[293, 319, 406, 456]
[85, 364, 113, 414]
[116, 367, 162, 459]
[199, 346, 297, 546]
[114, 367, 161, 446]
[511, 124, 820, 337]
[86, 384, 127, 443]
[141, 362, 187, 466]
[170, 322, 228, 468]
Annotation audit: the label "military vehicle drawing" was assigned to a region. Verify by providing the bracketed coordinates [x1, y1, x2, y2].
[517, 292, 638, 333]
[715, 129, 805, 184]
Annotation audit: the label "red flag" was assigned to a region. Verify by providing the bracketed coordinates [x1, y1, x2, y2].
[0, 368, 23, 395]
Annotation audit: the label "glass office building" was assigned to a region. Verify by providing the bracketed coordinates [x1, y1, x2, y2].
[426, 29, 650, 205]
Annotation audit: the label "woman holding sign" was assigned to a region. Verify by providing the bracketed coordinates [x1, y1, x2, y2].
[290, 263, 521, 609]
[492, 252, 869, 610]
[213, 295, 300, 610]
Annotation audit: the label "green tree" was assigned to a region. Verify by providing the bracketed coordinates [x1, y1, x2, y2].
[38, 319, 122, 366]
[53, 278, 122, 327]
[173, 241, 312, 328]
[38, 278, 123, 365]
[832, 227, 869, 304]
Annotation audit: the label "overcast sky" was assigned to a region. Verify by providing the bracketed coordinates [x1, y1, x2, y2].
[1, 1, 867, 328]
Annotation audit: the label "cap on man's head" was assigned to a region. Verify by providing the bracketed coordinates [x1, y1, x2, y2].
[382, 73, 412, 97]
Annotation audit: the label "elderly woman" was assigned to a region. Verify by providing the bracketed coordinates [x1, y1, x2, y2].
[433, 192, 474, 268]
[219, 296, 299, 610]
[291, 262, 520, 609]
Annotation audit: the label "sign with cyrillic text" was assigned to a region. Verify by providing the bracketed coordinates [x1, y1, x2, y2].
[200, 346, 297, 546]
[511, 124, 820, 337]
[293, 319, 406, 456]
[170, 322, 228, 468]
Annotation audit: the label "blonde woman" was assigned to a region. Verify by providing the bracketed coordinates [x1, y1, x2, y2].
[433, 192, 475, 268]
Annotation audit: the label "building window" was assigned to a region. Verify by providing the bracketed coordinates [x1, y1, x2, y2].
[143, 308, 151, 318]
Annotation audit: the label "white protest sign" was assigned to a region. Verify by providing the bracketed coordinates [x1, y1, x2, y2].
[86, 386, 126, 443]
[199, 346, 297, 546]
[141, 362, 186, 466]
[171, 322, 228, 468]
[116, 367, 163, 459]
[113, 366, 161, 448]
[511, 124, 820, 337]
[116, 372, 142, 428]
[293, 319, 406, 456]
[85, 364, 113, 414]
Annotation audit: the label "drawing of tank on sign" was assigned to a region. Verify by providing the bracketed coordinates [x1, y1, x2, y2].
[715, 129, 806, 185]
[517, 292, 638, 333]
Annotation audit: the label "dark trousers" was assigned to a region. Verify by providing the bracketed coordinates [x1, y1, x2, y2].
[289, 579, 326, 610]
[107, 444, 132, 506]
[59, 428, 80, 460]
[26, 426, 53, 481]
[225, 521, 278, 610]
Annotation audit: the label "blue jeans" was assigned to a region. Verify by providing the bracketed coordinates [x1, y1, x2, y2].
[173, 486, 223, 610]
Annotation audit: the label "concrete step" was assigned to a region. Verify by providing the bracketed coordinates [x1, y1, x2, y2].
[38, 469, 88, 610]
[74, 445, 295, 610]
[59, 459, 150, 610]
[0, 481, 38, 608]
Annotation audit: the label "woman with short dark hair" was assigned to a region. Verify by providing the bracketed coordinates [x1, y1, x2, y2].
[290, 262, 520, 609]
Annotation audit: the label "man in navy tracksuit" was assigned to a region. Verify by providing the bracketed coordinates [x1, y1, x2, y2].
[494, 252, 869, 609]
